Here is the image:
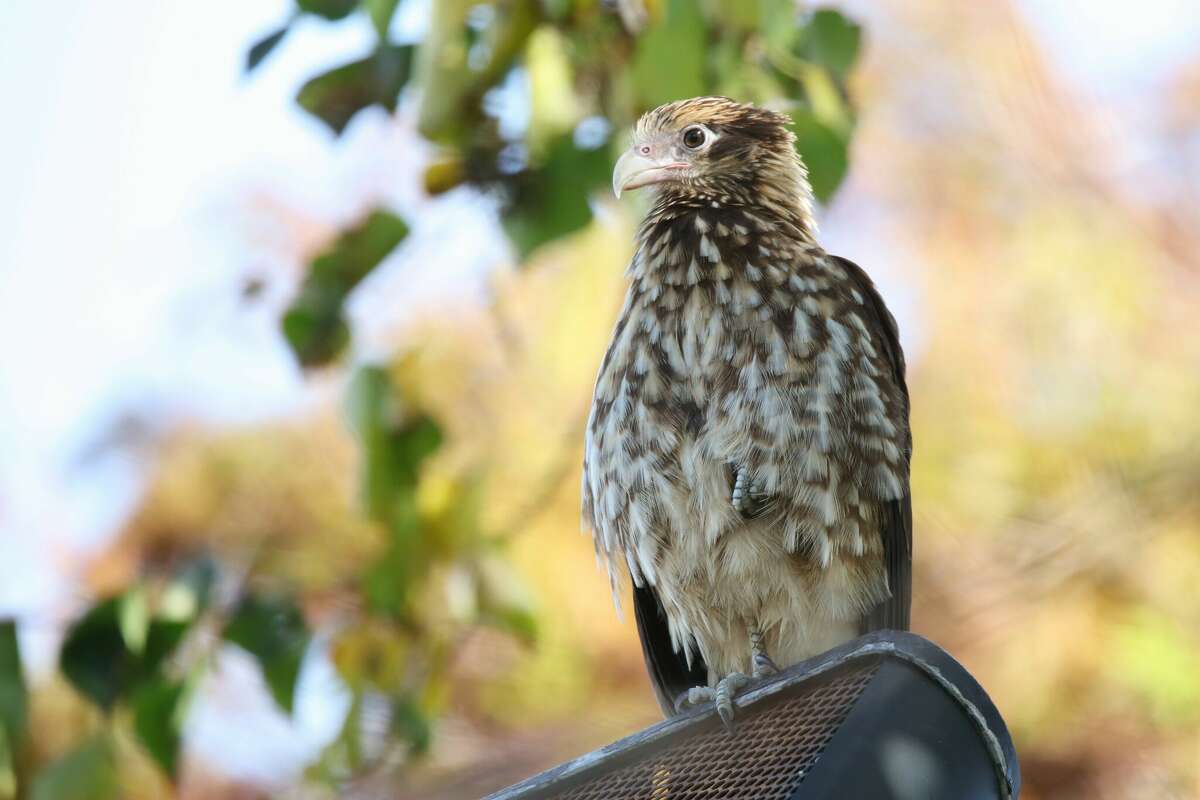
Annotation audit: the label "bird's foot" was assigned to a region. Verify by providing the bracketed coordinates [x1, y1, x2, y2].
[673, 672, 752, 733]
[730, 466, 769, 517]
[752, 651, 780, 679]
[674, 685, 716, 714]
[731, 466, 751, 513]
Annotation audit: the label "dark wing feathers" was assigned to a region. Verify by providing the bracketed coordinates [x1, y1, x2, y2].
[633, 582, 709, 715]
[861, 492, 913, 632]
[832, 255, 913, 634]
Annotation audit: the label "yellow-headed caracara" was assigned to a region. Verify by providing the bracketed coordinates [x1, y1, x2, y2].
[583, 97, 912, 728]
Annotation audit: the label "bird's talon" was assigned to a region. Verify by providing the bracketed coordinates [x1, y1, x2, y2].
[731, 466, 748, 513]
[713, 672, 750, 734]
[717, 700, 736, 732]
[731, 465, 770, 517]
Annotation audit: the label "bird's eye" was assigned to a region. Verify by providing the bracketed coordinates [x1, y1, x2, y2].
[682, 126, 707, 149]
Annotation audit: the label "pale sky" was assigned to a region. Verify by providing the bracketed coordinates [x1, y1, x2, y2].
[0, 0, 504, 615]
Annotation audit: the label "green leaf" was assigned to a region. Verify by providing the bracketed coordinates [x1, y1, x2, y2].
[389, 416, 443, 490]
[501, 134, 612, 259]
[423, 156, 467, 196]
[362, 514, 418, 617]
[414, 0, 539, 142]
[330, 623, 410, 692]
[346, 365, 442, 517]
[759, 0, 801, 53]
[712, 43, 789, 104]
[538, 0, 573, 21]
[798, 62, 852, 134]
[348, 367, 443, 616]
[630, 0, 707, 108]
[118, 585, 149, 655]
[345, 365, 392, 445]
[0, 726, 15, 800]
[364, 0, 401, 38]
[29, 735, 118, 800]
[142, 620, 190, 678]
[262, 646, 308, 717]
[391, 696, 431, 754]
[307, 209, 409, 302]
[711, 0, 794, 32]
[800, 8, 862, 78]
[710, 0, 759, 30]
[789, 108, 850, 203]
[297, 45, 414, 135]
[59, 600, 129, 712]
[282, 308, 352, 368]
[282, 210, 410, 367]
[296, 0, 358, 21]
[59, 597, 191, 713]
[0, 622, 25, 751]
[223, 594, 310, 715]
[245, 24, 290, 73]
[132, 679, 186, 778]
[482, 606, 538, 646]
[0, 622, 22, 800]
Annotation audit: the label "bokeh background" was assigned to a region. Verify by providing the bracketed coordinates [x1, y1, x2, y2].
[2, 1, 1199, 798]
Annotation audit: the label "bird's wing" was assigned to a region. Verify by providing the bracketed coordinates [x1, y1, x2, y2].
[861, 491, 912, 632]
[633, 582, 710, 715]
[830, 255, 913, 633]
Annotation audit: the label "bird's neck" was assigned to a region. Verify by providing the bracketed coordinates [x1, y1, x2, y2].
[759, 160, 820, 241]
[640, 159, 819, 254]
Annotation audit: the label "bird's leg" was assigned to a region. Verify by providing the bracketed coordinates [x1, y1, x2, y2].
[749, 627, 779, 679]
[671, 623, 778, 732]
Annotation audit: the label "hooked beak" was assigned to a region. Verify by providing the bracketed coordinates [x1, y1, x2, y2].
[612, 149, 688, 198]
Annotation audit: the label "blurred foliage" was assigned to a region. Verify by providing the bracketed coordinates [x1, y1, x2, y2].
[296, 45, 415, 135]
[29, 736, 118, 800]
[0, 622, 24, 800]
[260, 0, 862, 371]
[282, 210, 410, 367]
[222, 594, 310, 715]
[9, 1, 1199, 799]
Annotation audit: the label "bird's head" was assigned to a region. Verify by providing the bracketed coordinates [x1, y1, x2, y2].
[612, 97, 811, 214]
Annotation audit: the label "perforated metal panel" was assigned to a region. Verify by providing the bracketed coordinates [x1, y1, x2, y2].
[488, 633, 1021, 800]
[555, 663, 876, 800]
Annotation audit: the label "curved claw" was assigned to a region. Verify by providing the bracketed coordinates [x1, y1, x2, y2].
[731, 465, 771, 518]
[714, 672, 751, 734]
[717, 698, 737, 731]
[731, 467, 750, 513]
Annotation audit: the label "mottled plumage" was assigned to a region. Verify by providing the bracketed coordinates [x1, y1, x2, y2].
[582, 97, 912, 717]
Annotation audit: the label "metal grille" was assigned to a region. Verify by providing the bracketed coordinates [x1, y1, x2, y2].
[556, 662, 878, 800]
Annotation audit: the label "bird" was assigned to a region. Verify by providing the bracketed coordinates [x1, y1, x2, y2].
[581, 96, 912, 729]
